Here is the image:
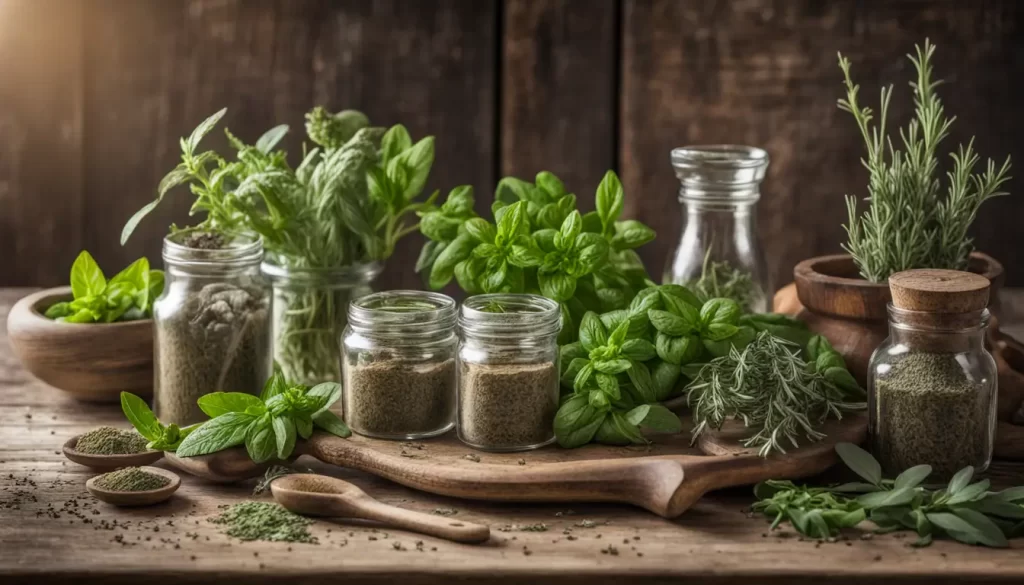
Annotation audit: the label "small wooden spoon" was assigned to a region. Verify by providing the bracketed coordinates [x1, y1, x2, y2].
[63, 436, 163, 470]
[86, 466, 181, 507]
[271, 474, 491, 544]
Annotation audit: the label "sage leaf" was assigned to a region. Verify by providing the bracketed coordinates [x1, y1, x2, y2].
[947, 479, 991, 505]
[856, 487, 916, 510]
[835, 442, 882, 486]
[70, 251, 106, 299]
[256, 124, 289, 154]
[894, 464, 933, 490]
[313, 410, 351, 438]
[947, 466, 975, 495]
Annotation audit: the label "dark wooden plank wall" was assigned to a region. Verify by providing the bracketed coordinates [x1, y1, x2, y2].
[1, 0, 1022, 289]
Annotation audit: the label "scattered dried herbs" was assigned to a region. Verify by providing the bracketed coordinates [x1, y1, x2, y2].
[209, 502, 317, 544]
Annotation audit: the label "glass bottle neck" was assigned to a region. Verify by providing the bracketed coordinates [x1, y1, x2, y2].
[459, 294, 561, 347]
[887, 306, 989, 354]
[163, 231, 263, 278]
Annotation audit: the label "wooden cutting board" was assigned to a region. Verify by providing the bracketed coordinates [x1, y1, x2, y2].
[166, 413, 867, 518]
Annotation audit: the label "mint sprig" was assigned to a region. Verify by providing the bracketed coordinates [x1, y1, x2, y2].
[45, 251, 163, 323]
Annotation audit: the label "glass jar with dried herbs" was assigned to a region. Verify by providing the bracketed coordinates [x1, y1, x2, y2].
[868, 269, 997, 480]
[342, 290, 457, 439]
[153, 230, 271, 425]
[264, 261, 381, 387]
[663, 145, 771, 313]
[458, 294, 561, 452]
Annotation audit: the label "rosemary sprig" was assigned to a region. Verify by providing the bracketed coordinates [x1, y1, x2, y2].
[685, 249, 758, 313]
[686, 331, 865, 456]
[838, 39, 1012, 282]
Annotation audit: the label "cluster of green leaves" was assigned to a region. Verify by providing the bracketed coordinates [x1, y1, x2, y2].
[417, 171, 655, 343]
[45, 251, 163, 323]
[175, 372, 349, 463]
[684, 250, 760, 313]
[753, 443, 1024, 547]
[688, 331, 865, 456]
[123, 372, 349, 464]
[122, 106, 437, 385]
[838, 40, 1012, 281]
[120, 393, 200, 451]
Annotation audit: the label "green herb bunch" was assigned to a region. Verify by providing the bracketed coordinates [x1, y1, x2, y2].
[754, 443, 1024, 547]
[46, 251, 164, 323]
[554, 282, 862, 451]
[121, 371, 349, 464]
[417, 171, 655, 343]
[123, 107, 436, 384]
[685, 250, 759, 313]
[687, 332, 865, 456]
[838, 40, 1012, 282]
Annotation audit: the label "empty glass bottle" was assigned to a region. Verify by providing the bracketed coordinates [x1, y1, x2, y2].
[664, 145, 771, 313]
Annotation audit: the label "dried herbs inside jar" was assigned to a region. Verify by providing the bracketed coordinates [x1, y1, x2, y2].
[75, 426, 149, 455]
[458, 361, 559, 450]
[93, 467, 170, 492]
[873, 352, 992, 479]
[344, 353, 456, 438]
[154, 232, 271, 425]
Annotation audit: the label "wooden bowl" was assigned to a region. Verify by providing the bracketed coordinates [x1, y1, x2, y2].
[781, 252, 1004, 386]
[63, 435, 163, 470]
[6, 287, 153, 402]
[86, 466, 180, 507]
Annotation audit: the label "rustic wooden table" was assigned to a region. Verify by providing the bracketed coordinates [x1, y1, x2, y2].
[2, 288, 1023, 584]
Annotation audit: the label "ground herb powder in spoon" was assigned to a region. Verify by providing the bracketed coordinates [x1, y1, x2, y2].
[75, 427, 149, 455]
[209, 502, 318, 544]
[94, 467, 170, 492]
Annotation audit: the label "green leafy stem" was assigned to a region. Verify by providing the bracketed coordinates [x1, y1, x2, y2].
[753, 443, 1024, 547]
[121, 370, 349, 464]
[45, 251, 163, 323]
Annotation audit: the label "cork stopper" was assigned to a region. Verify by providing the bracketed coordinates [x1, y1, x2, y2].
[889, 269, 990, 313]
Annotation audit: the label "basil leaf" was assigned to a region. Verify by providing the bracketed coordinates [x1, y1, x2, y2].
[560, 342, 587, 363]
[656, 333, 700, 365]
[559, 210, 583, 244]
[825, 367, 862, 396]
[639, 404, 682, 433]
[273, 416, 297, 459]
[594, 170, 624, 230]
[620, 338, 657, 361]
[429, 233, 476, 289]
[538, 270, 576, 302]
[573, 362, 595, 393]
[533, 228, 558, 253]
[626, 360, 657, 404]
[700, 298, 741, 326]
[658, 285, 702, 309]
[561, 358, 591, 388]
[536, 171, 566, 198]
[313, 410, 351, 438]
[580, 210, 603, 233]
[579, 312, 609, 352]
[294, 415, 314, 439]
[612, 219, 655, 250]
[176, 412, 255, 458]
[420, 213, 463, 242]
[607, 319, 630, 348]
[593, 359, 631, 375]
[594, 411, 645, 446]
[305, 382, 342, 415]
[198, 392, 265, 419]
[245, 418, 278, 464]
[651, 360, 681, 400]
[628, 287, 662, 315]
[120, 392, 162, 442]
[648, 310, 689, 336]
[835, 443, 882, 486]
[464, 218, 497, 244]
[44, 301, 72, 319]
[496, 201, 527, 243]
[388, 136, 434, 201]
[705, 323, 739, 341]
[595, 373, 621, 400]
[70, 251, 106, 299]
[554, 395, 606, 448]
[379, 124, 412, 163]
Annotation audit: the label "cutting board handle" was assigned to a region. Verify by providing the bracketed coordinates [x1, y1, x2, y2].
[305, 434, 691, 517]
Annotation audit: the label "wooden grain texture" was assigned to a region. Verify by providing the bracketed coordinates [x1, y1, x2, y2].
[620, 0, 1024, 287]
[501, 0, 617, 203]
[0, 0, 83, 287]
[80, 0, 496, 292]
[2, 288, 1024, 583]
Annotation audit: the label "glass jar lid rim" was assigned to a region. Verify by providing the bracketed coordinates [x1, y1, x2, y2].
[459, 293, 561, 336]
[350, 290, 456, 318]
[162, 229, 263, 266]
[671, 145, 769, 169]
[261, 260, 383, 283]
[887, 303, 990, 332]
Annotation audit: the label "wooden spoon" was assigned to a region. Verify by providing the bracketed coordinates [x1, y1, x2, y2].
[86, 466, 180, 507]
[63, 435, 163, 470]
[271, 474, 490, 544]
[165, 413, 867, 518]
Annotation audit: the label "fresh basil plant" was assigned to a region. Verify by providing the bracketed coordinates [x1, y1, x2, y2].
[45, 251, 164, 323]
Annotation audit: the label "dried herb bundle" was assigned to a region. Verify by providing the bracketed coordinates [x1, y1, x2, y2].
[838, 40, 1012, 282]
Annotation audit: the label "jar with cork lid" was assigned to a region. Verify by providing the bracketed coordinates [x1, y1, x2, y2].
[867, 269, 997, 479]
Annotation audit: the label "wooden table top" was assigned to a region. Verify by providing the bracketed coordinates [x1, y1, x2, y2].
[2, 288, 1023, 584]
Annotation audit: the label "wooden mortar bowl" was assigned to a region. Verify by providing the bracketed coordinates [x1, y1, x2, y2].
[6, 287, 153, 402]
[777, 252, 1004, 387]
